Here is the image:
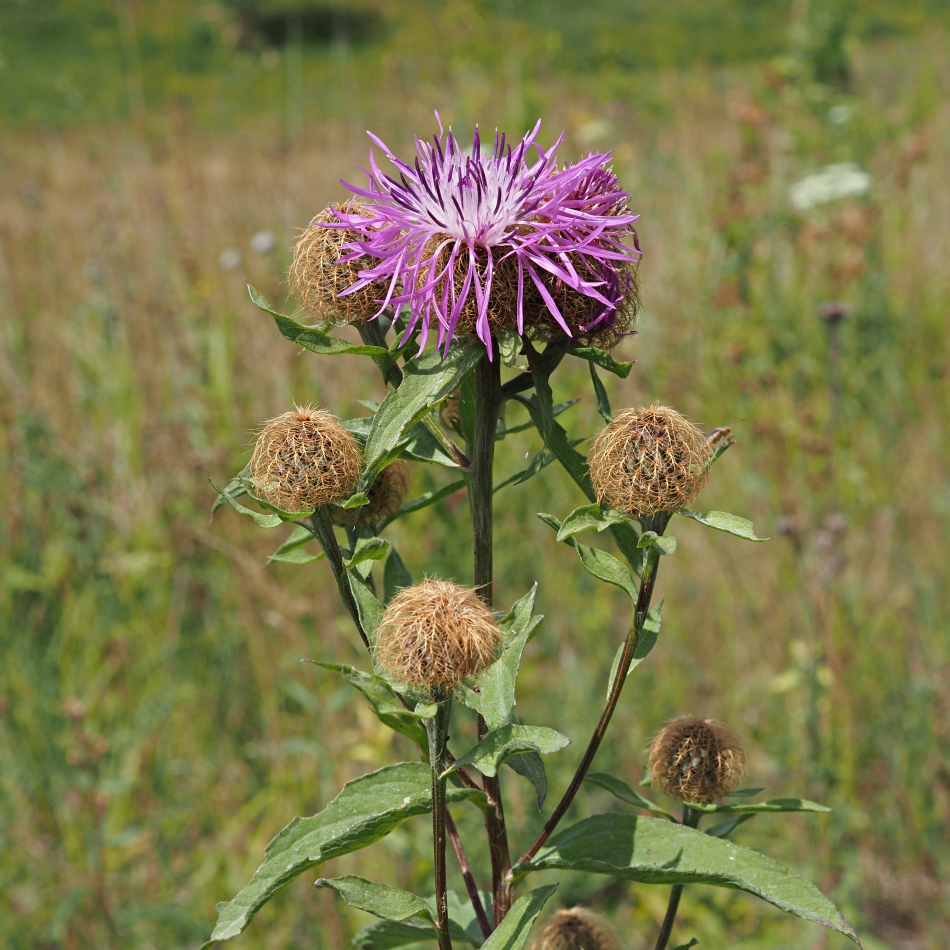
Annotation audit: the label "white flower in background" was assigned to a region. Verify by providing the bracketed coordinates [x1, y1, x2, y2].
[250, 230, 278, 254]
[218, 247, 242, 270]
[789, 162, 872, 211]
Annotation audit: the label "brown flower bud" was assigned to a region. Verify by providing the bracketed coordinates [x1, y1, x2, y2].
[533, 908, 621, 950]
[288, 203, 381, 324]
[588, 405, 712, 517]
[249, 405, 362, 512]
[647, 716, 746, 804]
[375, 580, 502, 692]
[333, 460, 409, 527]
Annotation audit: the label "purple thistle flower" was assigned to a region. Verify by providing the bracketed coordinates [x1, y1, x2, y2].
[327, 116, 641, 359]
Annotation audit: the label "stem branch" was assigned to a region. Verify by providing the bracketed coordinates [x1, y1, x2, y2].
[516, 527, 666, 867]
[653, 806, 702, 950]
[427, 700, 453, 950]
[446, 808, 492, 940]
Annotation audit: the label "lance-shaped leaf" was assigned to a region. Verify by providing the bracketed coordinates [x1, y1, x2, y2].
[459, 585, 542, 730]
[354, 891, 492, 950]
[604, 601, 662, 697]
[360, 344, 482, 490]
[314, 877, 437, 928]
[211, 481, 285, 528]
[348, 572, 385, 643]
[676, 509, 769, 542]
[267, 525, 324, 564]
[316, 664, 428, 749]
[202, 763, 487, 946]
[588, 361, 613, 422]
[687, 798, 832, 815]
[343, 416, 458, 469]
[386, 479, 467, 524]
[567, 346, 634, 378]
[585, 771, 675, 821]
[383, 546, 413, 603]
[346, 538, 391, 569]
[516, 813, 860, 945]
[556, 503, 635, 542]
[211, 465, 251, 516]
[538, 514, 638, 602]
[443, 724, 570, 779]
[480, 885, 557, 950]
[498, 399, 579, 437]
[249, 284, 389, 357]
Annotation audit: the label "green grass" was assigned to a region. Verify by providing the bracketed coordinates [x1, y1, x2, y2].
[1, 2, 948, 948]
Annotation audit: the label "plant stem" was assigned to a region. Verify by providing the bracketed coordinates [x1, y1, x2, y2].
[469, 353, 512, 924]
[309, 507, 369, 650]
[446, 808, 492, 940]
[515, 526, 666, 867]
[653, 806, 702, 950]
[427, 699, 453, 950]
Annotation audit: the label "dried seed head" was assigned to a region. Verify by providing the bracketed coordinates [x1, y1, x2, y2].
[333, 460, 409, 527]
[249, 405, 362, 512]
[375, 580, 503, 692]
[288, 203, 381, 324]
[588, 405, 712, 517]
[647, 716, 746, 804]
[533, 908, 621, 950]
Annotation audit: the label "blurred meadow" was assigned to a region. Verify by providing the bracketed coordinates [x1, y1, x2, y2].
[1, 1, 949, 948]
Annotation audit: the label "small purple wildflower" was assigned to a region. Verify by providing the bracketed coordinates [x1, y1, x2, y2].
[327, 116, 641, 358]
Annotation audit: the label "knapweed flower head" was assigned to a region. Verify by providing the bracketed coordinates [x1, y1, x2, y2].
[289, 203, 381, 324]
[588, 405, 712, 517]
[249, 405, 362, 512]
[325, 115, 641, 358]
[533, 908, 621, 950]
[647, 716, 746, 804]
[375, 579, 502, 693]
[332, 460, 409, 527]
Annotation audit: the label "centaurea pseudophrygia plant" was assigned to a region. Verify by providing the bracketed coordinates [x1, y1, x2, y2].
[207, 117, 862, 950]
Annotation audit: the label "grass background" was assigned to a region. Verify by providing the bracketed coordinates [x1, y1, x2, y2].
[1, 1, 948, 948]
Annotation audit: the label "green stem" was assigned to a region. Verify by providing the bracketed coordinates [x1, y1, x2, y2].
[427, 699, 453, 950]
[309, 507, 369, 650]
[469, 353, 512, 925]
[515, 516, 668, 867]
[653, 806, 702, 950]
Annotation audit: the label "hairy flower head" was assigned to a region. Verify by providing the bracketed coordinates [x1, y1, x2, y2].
[332, 460, 409, 527]
[249, 405, 362, 512]
[647, 716, 746, 804]
[588, 405, 712, 517]
[325, 116, 641, 358]
[375, 580, 502, 693]
[533, 908, 621, 950]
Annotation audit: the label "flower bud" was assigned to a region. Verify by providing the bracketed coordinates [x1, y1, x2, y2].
[533, 908, 621, 950]
[588, 405, 712, 517]
[289, 203, 381, 324]
[333, 460, 409, 527]
[375, 580, 502, 692]
[249, 405, 362, 512]
[647, 716, 746, 804]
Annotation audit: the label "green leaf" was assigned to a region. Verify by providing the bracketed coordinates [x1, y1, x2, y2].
[516, 814, 860, 944]
[567, 346, 634, 378]
[340, 492, 370, 510]
[588, 362, 613, 423]
[387, 479, 467, 523]
[506, 751, 549, 812]
[456, 373, 478, 446]
[537, 514, 638, 602]
[604, 601, 662, 697]
[248, 283, 390, 357]
[705, 815, 755, 839]
[480, 885, 557, 950]
[316, 663, 429, 748]
[638, 531, 677, 556]
[498, 399, 579, 437]
[585, 771, 675, 821]
[203, 763, 487, 946]
[346, 538, 391, 569]
[676, 509, 769, 542]
[556, 503, 635, 542]
[443, 724, 570, 779]
[688, 798, 832, 815]
[383, 547, 413, 604]
[314, 876, 435, 928]
[727, 787, 767, 798]
[354, 891, 492, 950]
[267, 525, 325, 564]
[344, 416, 458, 469]
[459, 585, 541, 730]
[347, 573, 386, 645]
[360, 344, 483, 490]
[499, 329, 523, 367]
[211, 466, 251, 516]
[210, 481, 284, 528]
